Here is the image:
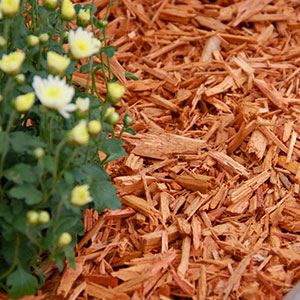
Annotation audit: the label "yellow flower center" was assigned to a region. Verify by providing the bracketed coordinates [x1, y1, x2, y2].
[45, 86, 61, 99]
[75, 40, 89, 52]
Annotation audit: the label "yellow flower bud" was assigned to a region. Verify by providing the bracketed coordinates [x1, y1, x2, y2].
[27, 210, 39, 225]
[61, 0, 76, 21]
[107, 82, 126, 105]
[88, 120, 101, 135]
[70, 184, 92, 206]
[33, 147, 44, 159]
[0, 0, 20, 17]
[47, 51, 70, 76]
[0, 51, 25, 75]
[14, 92, 35, 112]
[57, 232, 72, 247]
[77, 9, 91, 27]
[38, 211, 50, 224]
[39, 33, 49, 44]
[43, 0, 57, 10]
[69, 120, 89, 145]
[26, 35, 39, 48]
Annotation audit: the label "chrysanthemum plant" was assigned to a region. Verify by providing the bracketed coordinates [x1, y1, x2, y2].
[0, 0, 134, 298]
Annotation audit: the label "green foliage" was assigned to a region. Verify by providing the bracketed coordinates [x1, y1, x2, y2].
[0, 0, 133, 298]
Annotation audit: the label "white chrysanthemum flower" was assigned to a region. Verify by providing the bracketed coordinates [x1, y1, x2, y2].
[75, 97, 90, 113]
[32, 75, 75, 118]
[68, 27, 100, 59]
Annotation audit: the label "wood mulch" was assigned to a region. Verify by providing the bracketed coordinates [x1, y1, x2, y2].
[18, 0, 300, 299]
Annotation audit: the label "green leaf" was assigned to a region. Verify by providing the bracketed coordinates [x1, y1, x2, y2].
[10, 132, 43, 154]
[7, 267, 39, 299]
[9, 184, 42, 205]
[102, 45, 117, 58]
[92, 178, 121, 211]
[99, 135, 125, 164]
[125, 71, 139, 81]
[79, 63, 90, 73]
[4, 164, 36, 184]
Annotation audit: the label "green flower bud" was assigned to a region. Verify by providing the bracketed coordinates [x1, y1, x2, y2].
[27, 35, 39, 48]
[123, 114, 133, 126]
[43, 0, 57, 10]
[0, 36, 7, 48]
[14, 73, 26, 85]
[27, 210, 39, 225]
[58, 232, 72, 247]
[33, 147, 45, 159]
[39, 33, 49, 44]
[77, 9, 91, 27]
[106, 111, 119, 125]
[38, 211, 50, 224]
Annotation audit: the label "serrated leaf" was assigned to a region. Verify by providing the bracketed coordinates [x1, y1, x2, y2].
[10, 132, 43, 154]
[91, 178, 121, 211]
[9, 184, 42, 205]
[7, 267, 39, 299]
[102, 45, 117, 58]
[4, 164, 36, 184]
[99, 135, 125, 164]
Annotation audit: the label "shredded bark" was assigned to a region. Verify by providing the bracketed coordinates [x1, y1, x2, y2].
[16, 0, 300, 299]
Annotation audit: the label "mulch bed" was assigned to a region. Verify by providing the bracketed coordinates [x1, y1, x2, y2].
[12, 0, 300, 299]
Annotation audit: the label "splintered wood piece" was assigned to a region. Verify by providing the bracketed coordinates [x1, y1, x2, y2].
[177, 236, 191, 278]
[114, 175, 156, 196]
[230, 170, 270, 203]
[176, 216, 191, 235]
[191, 215, 202, 250]
[196, 16, 227, 31]
[232, 0, 272, 27]
[209, 151, 249, 177]
[254, 78, 288, 110]
[171, 267, 195, 296]
[260, 126, 289, 154]
[86, 281, 130, 300]
[247, 129, 268, 160]
[175, 174, 212, 193]
[141, 224, 179, 252]
[148, 94, 179, 112]
[56, 256, 86, 297]
[125, 133, 206, 159]
[146, 39, 187, 60]
[286, 131, 297, 163]
[277, 156, 300, 174]
[122, 195, 161, 220]
[197, 265, 207, 300]
[223, 255, 252, 300]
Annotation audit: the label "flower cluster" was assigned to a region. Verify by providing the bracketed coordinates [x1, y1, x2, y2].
[0, 0, 133, 297]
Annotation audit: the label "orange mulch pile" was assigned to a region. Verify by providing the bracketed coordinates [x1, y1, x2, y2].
[28, 0, 300, 299]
